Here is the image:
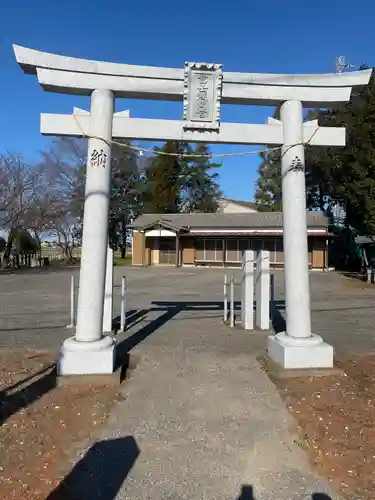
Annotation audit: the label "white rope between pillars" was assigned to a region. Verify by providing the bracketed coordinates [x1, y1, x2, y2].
[72, 113, 320, 160]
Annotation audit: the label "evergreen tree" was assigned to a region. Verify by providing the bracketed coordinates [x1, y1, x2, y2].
[304, 108, 335, 213]
[254, 106, 344, 215]
[254, 107, 282, 211]
[109, 140, 143, 255]
[254, 147, 282, 212]
[180, 143, 222, 212]
[141, 141, 182, 213]
[305, 67, 375, 234]
[141, 141, 222, 213]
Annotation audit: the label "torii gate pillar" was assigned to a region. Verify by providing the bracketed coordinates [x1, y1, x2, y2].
[59, 89, 116, 375]
[267, 100, 334, 369]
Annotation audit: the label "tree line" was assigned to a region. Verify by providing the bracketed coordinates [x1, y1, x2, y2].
[255, 67, 375, 236]
[0, 139, 221, 266]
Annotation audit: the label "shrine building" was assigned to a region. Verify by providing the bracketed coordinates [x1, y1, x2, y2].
[130, 210, 329, 270]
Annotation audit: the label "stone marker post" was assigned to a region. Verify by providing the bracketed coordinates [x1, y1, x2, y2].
[241, 250, 254, 330]
[255, 250, 270, 330]
[102, 246, 114, 333]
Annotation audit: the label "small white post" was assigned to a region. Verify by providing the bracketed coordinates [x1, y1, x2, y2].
[255, 250, 270, 330]
[229, 275, 235, 328]
[270, 273, 275, 323]
[120, 276, 127, 332]
[241, 250, 254, 330]
[102, 247, 114, 333]
[66, 275, 75, 329]
[224, 273, 228, 322]
[367, 268, 371, 283]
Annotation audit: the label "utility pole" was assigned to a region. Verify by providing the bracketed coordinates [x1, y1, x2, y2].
[335, 56, 355, 73]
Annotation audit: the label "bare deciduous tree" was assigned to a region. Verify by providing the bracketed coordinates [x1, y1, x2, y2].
[0, 142, 84, 265]
[0, 152, 43, 266]
[0, 152, 38, 230]
[37, 138, 86, 259]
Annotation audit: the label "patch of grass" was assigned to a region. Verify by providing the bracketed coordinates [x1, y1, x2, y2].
[294, 435, 314, 450]
[114, 256, 132, 266]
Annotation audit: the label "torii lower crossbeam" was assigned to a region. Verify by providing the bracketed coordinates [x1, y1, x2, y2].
[41, 114, 346, 147]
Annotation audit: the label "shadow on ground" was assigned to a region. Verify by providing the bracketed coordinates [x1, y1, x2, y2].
[46, 436, 140, 500]
[236, 485, 334, 499]
[340, 271, 366, 282]
[270, 298, 375, 337]
[115, 300, 240, 363]
[112, 308, 148, 333]
[0, 363, 56, 425]
[0, 325, 68, 332]
[0, 265, 79, 276]
[47, 474, 335, 500]
[237, 485, 256, 499]
[114, 300, 246, 382]
[271, 299, 286, 333]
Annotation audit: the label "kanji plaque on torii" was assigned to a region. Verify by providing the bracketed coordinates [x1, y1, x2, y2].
[183, 62, 222, 131]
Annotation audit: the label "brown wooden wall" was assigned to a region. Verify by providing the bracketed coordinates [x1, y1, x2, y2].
[132, 231, 152, 266]
[311, 237, 328, 269]
[132, 232, 328, 269]
[132, 231, 143, 265]
[190, 235, 327, 269]
[181, 237, 195, 265]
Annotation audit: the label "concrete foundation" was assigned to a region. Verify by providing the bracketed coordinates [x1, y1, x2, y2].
[58, 336, 115, 375]
[267, 331, 334, 370]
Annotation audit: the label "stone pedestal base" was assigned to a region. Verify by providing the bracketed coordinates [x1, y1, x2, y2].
[58, 336, 115, 375]
[267, 331, 334, 370]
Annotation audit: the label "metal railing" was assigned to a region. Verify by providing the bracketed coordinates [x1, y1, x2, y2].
[223, 273, 235, 327]
[67, 275, 128, 332]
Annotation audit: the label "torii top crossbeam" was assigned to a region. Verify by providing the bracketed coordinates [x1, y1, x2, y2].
[13, 45, 371, 106]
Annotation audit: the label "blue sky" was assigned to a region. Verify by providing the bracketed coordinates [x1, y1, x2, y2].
[1, 0, 374, 201]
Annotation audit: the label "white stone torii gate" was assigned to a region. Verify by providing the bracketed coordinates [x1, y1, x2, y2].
[13, 45, 371, 374]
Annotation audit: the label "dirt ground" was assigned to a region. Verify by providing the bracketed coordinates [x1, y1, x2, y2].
[270, 354, 375, 500]
[0, 350, 122, 500]
[2, 345, 375, 499]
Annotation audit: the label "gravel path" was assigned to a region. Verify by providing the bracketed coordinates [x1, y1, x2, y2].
[60, 283, 342, 499]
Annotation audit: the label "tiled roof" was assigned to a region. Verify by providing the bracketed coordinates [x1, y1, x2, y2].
[130, 211, 329, 230]
[223, 198, 258, 210]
